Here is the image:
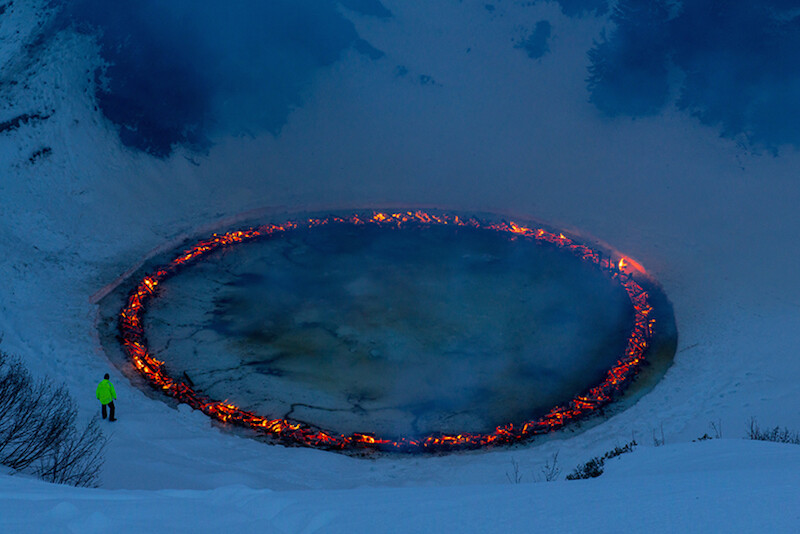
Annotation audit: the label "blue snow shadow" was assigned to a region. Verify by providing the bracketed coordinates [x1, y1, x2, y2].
[517, 20, 552, 60]
[549, 0, 609, 18]
[56, 1, 389, 157]
[587, 0, 800, 150]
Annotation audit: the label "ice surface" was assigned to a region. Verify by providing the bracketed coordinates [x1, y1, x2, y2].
[145, 224, 632, 436]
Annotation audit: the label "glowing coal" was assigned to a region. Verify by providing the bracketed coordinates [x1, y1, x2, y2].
[118, 211, 657, 453]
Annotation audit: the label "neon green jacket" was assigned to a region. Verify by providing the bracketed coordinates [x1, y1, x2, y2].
[96, 379, 116, 405]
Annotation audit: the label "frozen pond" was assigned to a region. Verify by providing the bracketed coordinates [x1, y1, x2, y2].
[146, 223, 633, 437]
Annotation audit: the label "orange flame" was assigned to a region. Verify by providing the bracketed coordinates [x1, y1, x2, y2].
[118, 211, 657, 453]
[618, 255, 645, 275]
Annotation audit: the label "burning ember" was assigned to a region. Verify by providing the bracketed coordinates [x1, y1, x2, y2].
[118, 211, 656, 453]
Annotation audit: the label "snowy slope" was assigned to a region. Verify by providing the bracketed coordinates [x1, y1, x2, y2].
[3, 440, 799, 533]
[1, 0, 799, 531]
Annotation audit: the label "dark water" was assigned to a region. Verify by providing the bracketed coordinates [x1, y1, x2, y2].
[147, 224, 634, 437]
[49, 0, 800, 156]
[584, 0, 800, 150]
[54, 0, 388, 156]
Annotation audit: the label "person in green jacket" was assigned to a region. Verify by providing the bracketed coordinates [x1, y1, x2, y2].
[96, 373, 117, 421]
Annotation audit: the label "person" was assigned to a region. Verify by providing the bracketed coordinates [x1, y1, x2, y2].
[96, 373, 117, 421]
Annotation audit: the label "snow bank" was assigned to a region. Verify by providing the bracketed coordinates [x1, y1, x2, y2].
[2, 440, 799, 533]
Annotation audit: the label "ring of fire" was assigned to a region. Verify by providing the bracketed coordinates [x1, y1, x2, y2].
[118, 211, 656, 453]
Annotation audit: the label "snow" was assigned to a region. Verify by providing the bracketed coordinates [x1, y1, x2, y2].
[3, 440, 800, 533]
[1, 0, 800, 532]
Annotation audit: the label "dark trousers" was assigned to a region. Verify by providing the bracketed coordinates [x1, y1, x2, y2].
[101, 401, 116, 421]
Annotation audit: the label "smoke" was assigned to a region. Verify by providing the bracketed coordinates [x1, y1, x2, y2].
[54, 0, 388, 156]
